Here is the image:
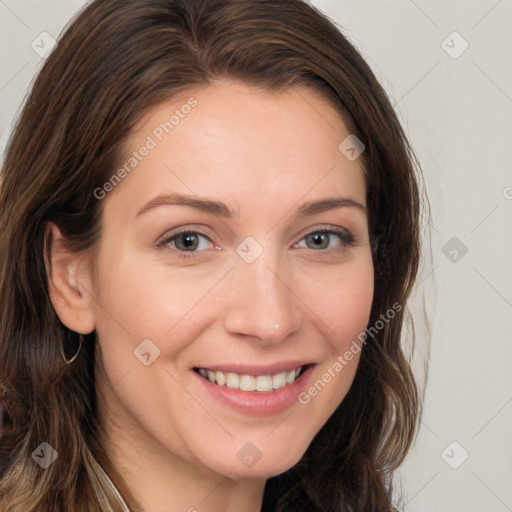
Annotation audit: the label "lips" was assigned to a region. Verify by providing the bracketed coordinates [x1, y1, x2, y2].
[195, 366, 304, 392]
[192, 363, 315, 416]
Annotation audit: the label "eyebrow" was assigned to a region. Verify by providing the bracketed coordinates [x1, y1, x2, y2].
[135, 192, 366, 219]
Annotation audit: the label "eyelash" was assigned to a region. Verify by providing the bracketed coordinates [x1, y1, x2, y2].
[157, 227, 355, 260]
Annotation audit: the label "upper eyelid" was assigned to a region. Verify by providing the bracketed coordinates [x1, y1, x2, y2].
[158, 229, 214, 247]
[297, 227, 353, 240]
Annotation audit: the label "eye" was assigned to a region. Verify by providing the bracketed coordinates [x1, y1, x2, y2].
[158, 230, 213, 257]
[157, 227, 355, 259]
[295, 228, 355, 251]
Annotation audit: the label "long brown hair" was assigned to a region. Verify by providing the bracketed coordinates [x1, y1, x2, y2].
[0, 0, 427, 510]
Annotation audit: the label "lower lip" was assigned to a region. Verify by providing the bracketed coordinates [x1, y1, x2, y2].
[193, 365, 315, 416]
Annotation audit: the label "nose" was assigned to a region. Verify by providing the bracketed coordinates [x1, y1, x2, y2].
[223, 252, 302, 345]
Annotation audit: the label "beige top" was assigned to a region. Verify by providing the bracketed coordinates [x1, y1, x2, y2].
[99, 464, 131, 512]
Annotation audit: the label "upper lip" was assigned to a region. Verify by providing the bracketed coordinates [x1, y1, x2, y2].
[193, 361, 314, 376]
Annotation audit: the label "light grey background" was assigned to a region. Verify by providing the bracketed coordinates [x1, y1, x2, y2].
[1, 1, 511, 511]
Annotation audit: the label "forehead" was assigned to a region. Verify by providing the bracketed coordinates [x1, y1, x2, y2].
[107, 80, 367, 220]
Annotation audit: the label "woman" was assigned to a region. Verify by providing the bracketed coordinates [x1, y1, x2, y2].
[0, 0, 426, 510]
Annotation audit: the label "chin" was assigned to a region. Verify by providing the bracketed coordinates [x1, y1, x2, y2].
[209, 442, 309, 481]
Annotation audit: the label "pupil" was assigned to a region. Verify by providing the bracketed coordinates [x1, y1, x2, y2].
[181, 234, 197, 249]
[310, 233, 328, 249]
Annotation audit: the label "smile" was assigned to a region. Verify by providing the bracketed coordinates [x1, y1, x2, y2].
[195, 366, 305, 392]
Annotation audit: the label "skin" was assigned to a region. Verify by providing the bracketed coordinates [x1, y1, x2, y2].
[47, 80, 374, 512]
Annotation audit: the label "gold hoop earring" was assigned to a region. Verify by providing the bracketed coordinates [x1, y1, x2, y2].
[61, 331, 83, 364]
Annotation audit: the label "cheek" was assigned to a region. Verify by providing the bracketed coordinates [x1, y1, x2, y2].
[297, 254, 374, 349]
[330, 275, 374, 353]
[91, 250, 223, 358]
[294, 262, 373, 423]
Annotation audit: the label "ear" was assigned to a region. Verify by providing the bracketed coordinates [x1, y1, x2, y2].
[44, 222, 96, 334]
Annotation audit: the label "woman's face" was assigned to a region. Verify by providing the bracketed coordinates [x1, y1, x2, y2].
[89, 80, 374, 480]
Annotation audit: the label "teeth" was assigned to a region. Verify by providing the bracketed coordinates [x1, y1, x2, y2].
[197, 366, 303, 392]
[240, 374, 256, 391]
[215, 371, 226, 386]
[256, 375, 273, 392]
[272, 372, 287, 390]
[226, 372, 239, 389]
